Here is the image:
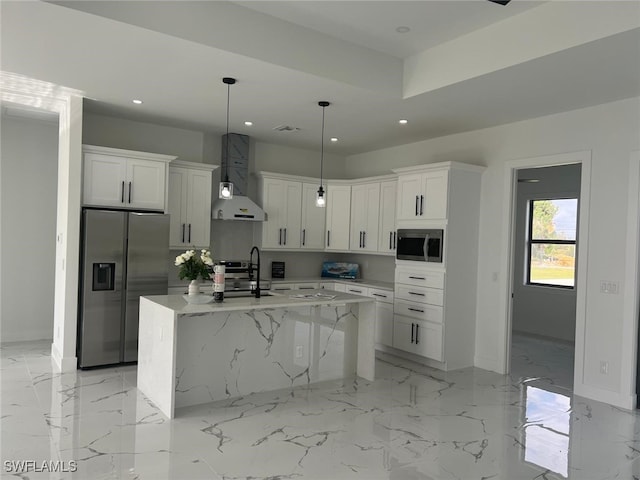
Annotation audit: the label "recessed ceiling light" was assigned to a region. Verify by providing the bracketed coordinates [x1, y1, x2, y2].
[330, 137, 338, 142]
[132, 99, 143, 105]
[395, 26, 411, 34]
[399, 119, 408, 125]
[244, 121, 253, 126]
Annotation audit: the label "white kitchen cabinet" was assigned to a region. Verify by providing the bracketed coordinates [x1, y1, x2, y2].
[349, 182, 380, 252]
[332, 283, 347, 292]
[393, 315, 442, 361]
[168, 161, 216, 249]
[345, 285, 368, 296]
[378, 180, 397, 254]
[395, 169, 448, 221]
[83, 145, 175, 211]
[260, 177, 302, 249]
[325, 184, 351, 251]
[301, 183, 326, 250]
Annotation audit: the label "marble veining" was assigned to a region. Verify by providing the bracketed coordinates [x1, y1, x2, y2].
[1, 337, 639, 479]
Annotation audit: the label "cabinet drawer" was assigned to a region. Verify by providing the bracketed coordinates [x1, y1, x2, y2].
[319, 282, 335, 290]
[294, 282, 319, 290]
[272, 284, 294, 292]
[368, 288, 394, 304]
[333, 283, 347, 292]
[345, 285, 369, 296]
[394, 300, 442, 323]
[395, 284, 443, 306]
[396, 268, 444, 289]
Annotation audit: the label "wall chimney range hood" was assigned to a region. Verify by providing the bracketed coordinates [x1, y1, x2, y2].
[211, 133, 265, 221]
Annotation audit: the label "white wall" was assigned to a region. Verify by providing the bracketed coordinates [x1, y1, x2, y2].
[0, 112, 59, 342]
[512, 164, 581, 342]
[346, 97, 640, 407]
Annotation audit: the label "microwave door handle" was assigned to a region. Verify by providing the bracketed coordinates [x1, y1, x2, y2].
[424, 234, 429, 260]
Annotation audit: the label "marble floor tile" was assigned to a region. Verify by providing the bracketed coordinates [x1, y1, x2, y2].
[0, 338, 638, 480]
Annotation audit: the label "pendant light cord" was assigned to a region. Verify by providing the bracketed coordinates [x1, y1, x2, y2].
[320, 105, 325, 185]
[225, 82, 230, 183]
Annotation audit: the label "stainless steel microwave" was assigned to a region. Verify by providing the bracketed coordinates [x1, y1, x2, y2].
[396, 229, 444, 263]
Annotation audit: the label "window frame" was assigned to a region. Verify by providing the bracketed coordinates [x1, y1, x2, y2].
[526, 198, 577, 289]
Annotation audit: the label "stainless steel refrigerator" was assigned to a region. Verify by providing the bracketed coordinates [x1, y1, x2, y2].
[78, 209, 169, 368]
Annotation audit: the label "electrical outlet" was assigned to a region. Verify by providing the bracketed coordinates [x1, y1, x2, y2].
[600, 361, 609, 375]
[600, 281, 620, 294]
[295, 346, 303, 358]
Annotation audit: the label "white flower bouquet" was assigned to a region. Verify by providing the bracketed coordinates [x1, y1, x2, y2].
[175, 249, 214, 281]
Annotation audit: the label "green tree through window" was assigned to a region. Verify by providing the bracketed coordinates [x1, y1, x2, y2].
[528, 199, 577, 287]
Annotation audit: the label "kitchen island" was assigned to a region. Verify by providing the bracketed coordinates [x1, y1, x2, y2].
[137, 291, 375, 418]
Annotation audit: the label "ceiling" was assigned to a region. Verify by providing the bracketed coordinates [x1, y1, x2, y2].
[1, 1, 638, 156]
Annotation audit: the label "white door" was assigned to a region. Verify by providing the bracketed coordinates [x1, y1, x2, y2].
[378, 180, 397, 254]
[282, 181, 302, 248]
[396, 174, 422, 220]
[421, 170, 448, 219]
[326, 185, 351, 250]
[261, 178, 288, 248]
[83, 153, 127, 207]
[168, 167, 188, 248]
[126, 158, 166, 210]
[301, 183, 326, 249]
[185, 169, 212, 248]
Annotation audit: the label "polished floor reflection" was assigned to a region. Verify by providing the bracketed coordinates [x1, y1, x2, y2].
[1, 339, 638, 479]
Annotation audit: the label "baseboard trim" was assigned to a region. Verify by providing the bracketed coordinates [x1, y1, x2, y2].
[51, 343, 76, 372]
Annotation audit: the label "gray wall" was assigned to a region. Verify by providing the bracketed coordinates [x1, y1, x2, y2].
[1, 110, 59, 342]
[512, 164, 581, 342]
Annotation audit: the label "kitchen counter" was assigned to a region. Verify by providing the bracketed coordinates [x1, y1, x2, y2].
[271, 277, 394, 290]
[137, 290, 375, 418]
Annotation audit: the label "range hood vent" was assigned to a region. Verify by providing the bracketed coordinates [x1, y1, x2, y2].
[211, 133, 265, 221]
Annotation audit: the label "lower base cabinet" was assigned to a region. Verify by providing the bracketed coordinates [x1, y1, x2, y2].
[392, 315, 442, 361]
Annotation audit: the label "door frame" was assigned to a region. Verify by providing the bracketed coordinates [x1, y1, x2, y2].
[497, 151, 592, 387]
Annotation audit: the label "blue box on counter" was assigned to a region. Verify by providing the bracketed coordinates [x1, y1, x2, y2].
[321, 262, 359, 279]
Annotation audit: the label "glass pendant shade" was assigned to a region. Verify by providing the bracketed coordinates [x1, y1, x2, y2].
[316, 186, 326, 208]
[219, 180, 233, 199]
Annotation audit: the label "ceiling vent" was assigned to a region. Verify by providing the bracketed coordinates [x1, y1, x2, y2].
[273, 125, 301, 132]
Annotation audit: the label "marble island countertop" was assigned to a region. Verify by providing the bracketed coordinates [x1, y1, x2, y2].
[145, 289, 374, 315]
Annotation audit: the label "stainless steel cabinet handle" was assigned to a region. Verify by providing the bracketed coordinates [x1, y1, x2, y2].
[415, 195, 419, 216]
[408, 291, 425, 296]
[128, 182, 132, 204]
[121, 181, 125, 203]
[420, 195, 424, 215]
[182, 224, 185, 243]
[411, 323, 415, 343]
[188, 224, 191, 243]
[415, 324, 420, 344]
[408, 307, 424, 313]
[409, 276, 425, 280]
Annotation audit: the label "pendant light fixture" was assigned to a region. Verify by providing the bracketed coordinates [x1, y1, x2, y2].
[316, 101, 330, 208]
[219, 77, 236, 200]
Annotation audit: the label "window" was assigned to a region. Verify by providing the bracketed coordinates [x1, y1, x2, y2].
[527, 198, 578, 288]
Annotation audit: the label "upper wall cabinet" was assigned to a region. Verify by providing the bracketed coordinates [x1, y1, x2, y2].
[378, 180, 397, 254]
[258, 176, 303, 249]
[168, 161, 217, 249]
[396, 169, 448, 221]
[301, 182, 326, 250]
[325, 184, 351, 251]
[350, 182, 380, 252]
[83, 145, 175, 211]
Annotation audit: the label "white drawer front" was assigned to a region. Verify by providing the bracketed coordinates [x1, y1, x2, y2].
[333, 283, 347, 292]
[396, 268, 444, 289]
[294, 282, 319, 290]
[368, 288, 394, 304]
[345, 285, 369, 296]
[272, 284, 294, 292]
[394, 300, 443, 323]
[395, 284, 443, 306]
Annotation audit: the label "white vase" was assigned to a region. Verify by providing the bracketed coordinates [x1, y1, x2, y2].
[188, 279, 200, 296]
